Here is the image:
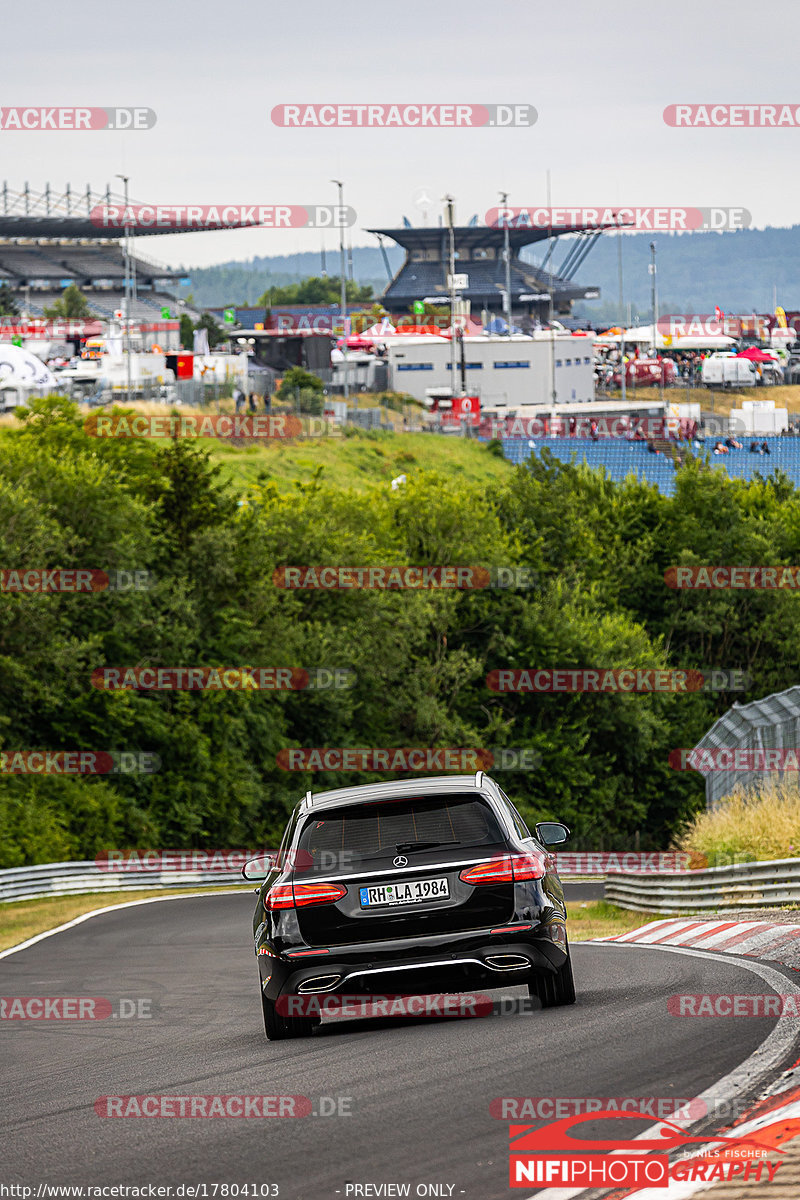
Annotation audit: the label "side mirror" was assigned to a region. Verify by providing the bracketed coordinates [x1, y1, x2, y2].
[535, 821, 570, 847]
[241, 853, 276, 881]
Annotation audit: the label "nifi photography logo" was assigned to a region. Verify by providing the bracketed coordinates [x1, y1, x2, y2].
[507, 1108, 800, 1188]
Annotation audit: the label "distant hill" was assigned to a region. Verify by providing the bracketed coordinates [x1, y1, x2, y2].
[176, 247, 402, 308]
[175, 227, 800, 317]
[569, 226, 800, 324]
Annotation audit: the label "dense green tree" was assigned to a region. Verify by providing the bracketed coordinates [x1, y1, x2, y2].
[257, 276, 373, 308]
[179, 313, 194, 349]
[0, 282, 20, 318]
[43, 284, 93, 320]
[3, 404, 800, 864]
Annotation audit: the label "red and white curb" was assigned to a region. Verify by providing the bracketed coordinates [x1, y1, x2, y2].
[527, 921, 800, 1199]
[602, 917, 800, 970]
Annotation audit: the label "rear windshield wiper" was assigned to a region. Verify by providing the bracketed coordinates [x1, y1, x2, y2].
[394, 840, 461, 852]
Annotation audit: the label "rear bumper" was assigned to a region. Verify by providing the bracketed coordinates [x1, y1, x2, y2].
[259, 925, 568, 1003]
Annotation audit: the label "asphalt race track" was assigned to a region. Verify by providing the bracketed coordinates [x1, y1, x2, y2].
[561, 881, 605, 902]
[1, 893, 793, 1199]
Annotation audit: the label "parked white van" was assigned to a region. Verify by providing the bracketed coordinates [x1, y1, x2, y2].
[701, 354, 756, 388]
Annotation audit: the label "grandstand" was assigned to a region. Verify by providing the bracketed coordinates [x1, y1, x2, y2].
[500, 436, 800, 496]
[368, 221, 602, 321]
[0, 184, 202, 321]
[0, 240, 189, 320]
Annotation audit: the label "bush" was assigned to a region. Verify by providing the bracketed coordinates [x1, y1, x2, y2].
[676, 781, 800, 864]
[275, 367, 323, 401]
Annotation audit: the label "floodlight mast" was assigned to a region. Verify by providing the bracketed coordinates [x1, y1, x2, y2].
[499, 191, 512, 335]
[115, 173, 131, 404]
[331, 179, 349, 402]
[444, 194, 457, 396]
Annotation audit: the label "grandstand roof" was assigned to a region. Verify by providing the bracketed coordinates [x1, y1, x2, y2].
[0, 184, 257, 239]
[368, 224, 601, 251]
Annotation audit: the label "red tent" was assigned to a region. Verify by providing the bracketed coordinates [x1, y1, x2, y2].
[341, 336, 376, 349]
[736, 347, 776, 362]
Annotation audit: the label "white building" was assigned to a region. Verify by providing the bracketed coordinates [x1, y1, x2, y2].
[385, 332, 595, 413]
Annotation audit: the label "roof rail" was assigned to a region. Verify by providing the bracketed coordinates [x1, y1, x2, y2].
[301, 789, 314, 811]
[475, 770, 484, 788]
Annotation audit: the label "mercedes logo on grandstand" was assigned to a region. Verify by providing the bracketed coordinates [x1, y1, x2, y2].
[393, 855, 409, 867]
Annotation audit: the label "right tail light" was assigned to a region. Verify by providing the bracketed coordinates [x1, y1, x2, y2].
[459, 852, 546, 886]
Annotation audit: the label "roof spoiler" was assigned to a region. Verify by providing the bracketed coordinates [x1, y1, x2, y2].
[300, 789, 314, 811]
[475, 770, 484, 788]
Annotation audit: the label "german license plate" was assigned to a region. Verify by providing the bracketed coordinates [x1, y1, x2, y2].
[359, 877, 450, 907]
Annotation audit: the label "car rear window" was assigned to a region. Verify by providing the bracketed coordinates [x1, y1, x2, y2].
[294, 794, 506, 871]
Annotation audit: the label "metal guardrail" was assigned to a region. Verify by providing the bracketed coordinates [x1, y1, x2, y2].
[8, 855, 790, 911]
[0, 861, 246, 905]
[605, 857, 800, 913]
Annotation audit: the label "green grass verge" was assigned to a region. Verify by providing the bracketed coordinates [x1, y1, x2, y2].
[567, 900, 667, 941]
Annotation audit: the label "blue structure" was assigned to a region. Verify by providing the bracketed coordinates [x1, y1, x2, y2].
[500, 437, 798, 497]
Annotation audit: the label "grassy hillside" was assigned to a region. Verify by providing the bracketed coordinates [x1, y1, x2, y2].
[0, 407, 513, 494]
[208, 428, 513, 493]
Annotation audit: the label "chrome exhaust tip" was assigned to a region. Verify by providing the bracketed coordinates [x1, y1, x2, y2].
[485, 954, 530, 971]
[296, 974, 342, 994]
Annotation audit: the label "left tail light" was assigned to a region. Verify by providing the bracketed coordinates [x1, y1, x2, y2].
[265, 880, 347, 911]
[459, 853, 546, 886]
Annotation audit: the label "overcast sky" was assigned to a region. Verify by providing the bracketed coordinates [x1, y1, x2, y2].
[3, 0, 798, 268]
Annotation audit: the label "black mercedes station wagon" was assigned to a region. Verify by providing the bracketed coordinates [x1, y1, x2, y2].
[244, 772, 574, 1039]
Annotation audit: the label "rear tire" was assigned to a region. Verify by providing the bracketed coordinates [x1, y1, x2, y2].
[261, 990, 315, 1041]
[530, 939, 576, 1008]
